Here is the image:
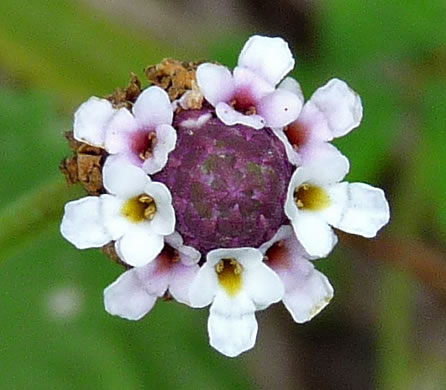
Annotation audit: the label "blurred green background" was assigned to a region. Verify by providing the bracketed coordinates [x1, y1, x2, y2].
[1, 1, 446, 389]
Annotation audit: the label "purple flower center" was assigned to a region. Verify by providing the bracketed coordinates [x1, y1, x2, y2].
[153, 108, 294, 255]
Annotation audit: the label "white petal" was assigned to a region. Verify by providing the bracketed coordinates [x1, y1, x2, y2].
[100, 194, 131, 240]
[142, 124, 177, 174]
[196, 63, 235, 106]
[303, 78, 363, 140]
[294, 145, 350, 185]
[238, 35, 294, 86]
[271, 128, 300, 166]
[216, 102, 266, 130]
[284, 167, 309, 222]
[257, 89, 303, 128]
[208, 293, 258, 357]
[133, 86, 173, 128]
[102, 156, 149, 198]
[60, 197, 111, 249]
[168, 263, 200, 305]
[299, 142, 350, 185]
[73, 97, 115, 147]
[116, 228, 164, 267]
[243, 263, 284, 309]
[324, 182, 390, 237]
[291, 213, 338, 257]
[207, 247, 263, 270]
[278, 76, 305, 103]
[189, 261, 219, 308]
[145, 182, 175, 236]
[103, 267, 157, 320]
[103, 108, 138, 154]
[283, 269, 334, 323]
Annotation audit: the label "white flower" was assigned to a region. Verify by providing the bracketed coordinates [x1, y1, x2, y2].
[73, 86, 177, 174]
[284, 151, 390, 257]
[274, 78, 362, 166]
[60, 157, 176, 267]
[104, 232, 200, 320]
[259, 225, 333, 323]
[189, 247, 284, 357]
[196, 35, 303, 130]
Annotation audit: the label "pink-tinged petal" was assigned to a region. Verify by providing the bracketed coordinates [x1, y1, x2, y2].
[60, 197, 111, 249]
[278, 77, 305, 103]
[299, 78, 363, 141]
[238, 35, 294, 86]
[271, 128, 300, 166]
[99, 194, 130, 240]
[243, 263, 284, 310]
[324, 182, 390, 238]
[168, 263, 200, 305]
[103, 267, 157, 320]
[73, 97, 115, 147]
[196, 63, 235, 106]
[133, 86, 173, 128]
[116, 228, 164, 267]
[295, 102, 333, 143]
[260, 224, 313, 262]
[165, 231, 201, 266]
[102, 156, 149, 198]
[138, 257, 171, 296]
[104, 108, 138, 154]
[257, 89, 303, 128]
[259, 224, 294, 254]
[291, 213, 338, 258]
[189, 262, 219, 308]
[216, 102, 265, 130]
[142, 124, 177, 174]
[208, 293, 258, 357]
[145, 181, 175, 236]
[283, 268, 334, 323]
[232, 67, 275, 102]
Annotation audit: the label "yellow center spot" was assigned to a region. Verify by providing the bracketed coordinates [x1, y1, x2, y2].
[215, 258, 243, 296]
[294, 184, 331, 211]
[121, 194, 157, 223]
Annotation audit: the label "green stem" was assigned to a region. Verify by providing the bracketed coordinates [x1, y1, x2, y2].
[0, 176, 82, 263]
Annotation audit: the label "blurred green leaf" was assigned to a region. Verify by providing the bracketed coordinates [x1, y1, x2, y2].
[0, 0, 182, 106]
[0, 230, 256, 389]
[415, 75, 446, 239]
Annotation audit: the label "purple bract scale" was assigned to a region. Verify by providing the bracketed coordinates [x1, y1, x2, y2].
[153, 108, 294, 254]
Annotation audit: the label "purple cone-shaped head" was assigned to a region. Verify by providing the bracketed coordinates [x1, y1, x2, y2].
[153, 109, 294, 255]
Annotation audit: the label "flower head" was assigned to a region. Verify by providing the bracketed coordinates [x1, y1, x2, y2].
[260, 225, 333, 323]
[60, 34, 391, 359]
[104, 231, 200, 320]
[197, 35, 303, 130]
[284, 152, 390, 257]
[73, 86, 177, 174]
[61, 157, 176, 266]
[275, 78, 363, 166]
[189, 247, 284, 357]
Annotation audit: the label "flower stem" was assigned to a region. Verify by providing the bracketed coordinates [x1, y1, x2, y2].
[0, 176, 83, 263]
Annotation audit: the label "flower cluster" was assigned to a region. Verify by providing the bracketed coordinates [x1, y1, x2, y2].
[60, 35, 390, 357]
